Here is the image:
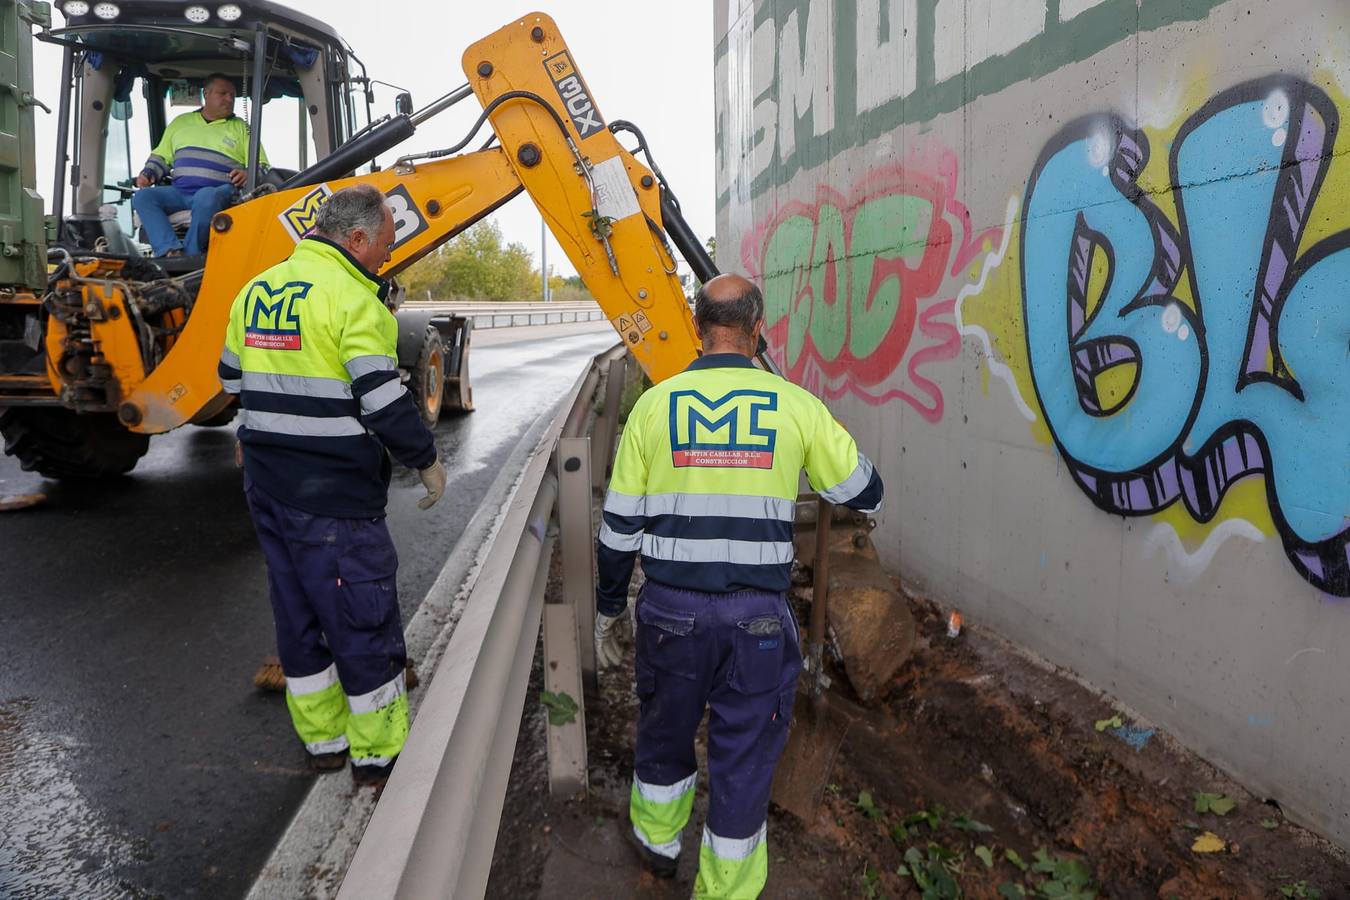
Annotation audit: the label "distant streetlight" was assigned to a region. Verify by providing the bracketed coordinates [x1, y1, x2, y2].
[540, 217, 551, 303]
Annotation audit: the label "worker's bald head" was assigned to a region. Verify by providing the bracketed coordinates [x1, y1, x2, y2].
[694, 274, 764, 355]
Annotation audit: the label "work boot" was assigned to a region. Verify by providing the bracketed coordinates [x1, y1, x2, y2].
[351, 756, 397, 788]
[307, 748, 349, 772]
[623, 822, 678, 879]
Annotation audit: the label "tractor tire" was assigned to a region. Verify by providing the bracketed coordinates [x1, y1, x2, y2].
[409, 326, 445, 428]
[0, 407, 151, 479]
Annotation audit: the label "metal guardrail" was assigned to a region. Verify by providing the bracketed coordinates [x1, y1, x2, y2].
[338, 341, 627, 900]
[402, 300, 607, 330]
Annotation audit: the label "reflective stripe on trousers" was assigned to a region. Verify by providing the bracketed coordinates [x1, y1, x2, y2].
[630, 772, 697, 859]
[696, 823, 768, 900]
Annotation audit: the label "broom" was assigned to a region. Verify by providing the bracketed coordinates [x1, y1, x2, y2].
[253, 656, 421, 692]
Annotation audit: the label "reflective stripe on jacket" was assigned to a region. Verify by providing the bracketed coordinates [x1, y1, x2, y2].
[595, 353, 883, 615]
[217, 237, 435, 518]
[141, 110, 268, 193]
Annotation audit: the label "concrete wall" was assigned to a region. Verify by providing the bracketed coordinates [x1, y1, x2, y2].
[714, 0, 1350, 847]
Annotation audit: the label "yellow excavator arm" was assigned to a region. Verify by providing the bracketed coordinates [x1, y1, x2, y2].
[119, 12, 703, 434]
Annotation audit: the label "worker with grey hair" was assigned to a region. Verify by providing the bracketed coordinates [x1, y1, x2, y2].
[217, 183, 446, 786]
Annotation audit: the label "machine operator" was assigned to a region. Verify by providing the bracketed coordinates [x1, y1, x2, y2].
[133, 73, 268, 258]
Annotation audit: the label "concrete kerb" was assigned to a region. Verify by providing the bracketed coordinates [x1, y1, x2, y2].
[244, 398, 570, 900]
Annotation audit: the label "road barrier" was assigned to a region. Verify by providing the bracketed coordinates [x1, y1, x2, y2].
[338, 341, 627, 899]
[402, 300, 607, 329]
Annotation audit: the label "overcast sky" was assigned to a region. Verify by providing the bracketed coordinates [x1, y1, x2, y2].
[32, 1, 716, 280]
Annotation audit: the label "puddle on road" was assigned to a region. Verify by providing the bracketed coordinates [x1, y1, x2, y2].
[0, 698, 144, 898]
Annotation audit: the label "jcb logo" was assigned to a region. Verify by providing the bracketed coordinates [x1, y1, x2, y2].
[278, 184, 333, 243]
[668, 389, 778, 469]
[544, 51, 604, 139]
[244, 281, 312, 350]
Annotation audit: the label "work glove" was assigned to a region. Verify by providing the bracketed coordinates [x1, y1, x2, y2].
[417, 459, 446, 510]
[594, 610, 629, 670]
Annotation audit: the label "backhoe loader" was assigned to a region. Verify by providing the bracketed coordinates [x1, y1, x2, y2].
[0, 1, 738, 479]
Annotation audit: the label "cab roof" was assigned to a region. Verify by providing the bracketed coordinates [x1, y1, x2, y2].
[52, 0, 346, 56]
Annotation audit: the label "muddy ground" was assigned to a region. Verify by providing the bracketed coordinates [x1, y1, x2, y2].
[487, 553, 1350, 899]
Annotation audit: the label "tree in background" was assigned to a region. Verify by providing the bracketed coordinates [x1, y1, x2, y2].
[402, 220, 537, 301]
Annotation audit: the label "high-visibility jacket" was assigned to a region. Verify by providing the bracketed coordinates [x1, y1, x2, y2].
[141, 109, 268, 194]
[217, 236, 435, 518]
[596, 353, 883, 615]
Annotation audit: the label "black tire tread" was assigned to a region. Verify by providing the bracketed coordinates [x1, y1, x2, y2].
[0, 407, 150, 479]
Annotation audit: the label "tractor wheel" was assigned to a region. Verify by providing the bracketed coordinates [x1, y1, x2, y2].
[0, 407, 151, 479]
[410, 326, 445, 428]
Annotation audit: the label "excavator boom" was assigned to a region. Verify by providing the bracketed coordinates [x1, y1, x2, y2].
[118, 11, 702, 434]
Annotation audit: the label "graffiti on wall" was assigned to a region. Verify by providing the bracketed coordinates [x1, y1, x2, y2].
[964, 76, 1350, 595]
[741, 147, 1001, 421]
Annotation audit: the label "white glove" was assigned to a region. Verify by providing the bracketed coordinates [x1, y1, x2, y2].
[594, 611, 628, 669]
[417, 459, 446, 510]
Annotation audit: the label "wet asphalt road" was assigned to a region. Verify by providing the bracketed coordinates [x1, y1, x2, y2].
[0, 321, 616, 899]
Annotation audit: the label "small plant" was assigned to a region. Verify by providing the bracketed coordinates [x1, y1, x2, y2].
[538, 690, 578, 725]
[860, 861, 883, 899]
[898, 844, 963, 899]
[950, 814, 994, 833]
[857, 790, 883, 820]
[1093, 715, 1123, 732]
[1027, 848, 1097, 900]
[1193, 792, 1237, 816]
[1278, 882, 1321, 899]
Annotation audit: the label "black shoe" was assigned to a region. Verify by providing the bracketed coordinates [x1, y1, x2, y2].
[624, 822, 678, 879]
[351, 756, 397, 787]
[308, 748, 349, 772]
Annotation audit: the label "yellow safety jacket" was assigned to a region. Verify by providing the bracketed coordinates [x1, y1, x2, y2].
[217, 237, 435, 517]
[596, 353, 883, 614]
[141, 109, 268, 194]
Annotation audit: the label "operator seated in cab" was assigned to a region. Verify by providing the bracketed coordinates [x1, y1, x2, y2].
[132, 73, 268, 258]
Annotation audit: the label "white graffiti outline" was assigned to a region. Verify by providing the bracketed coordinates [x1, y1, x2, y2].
[1141, 518, 1267, 586]
[953, 195, 1038, 422]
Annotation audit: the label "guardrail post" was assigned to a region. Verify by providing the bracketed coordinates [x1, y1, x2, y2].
[558, 437, 597, 687]
[591, 355, 628, 490]
[542, 587, 588, 796]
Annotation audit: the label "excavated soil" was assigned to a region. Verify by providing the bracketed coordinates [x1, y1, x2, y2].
[487, 553, 1350, 899]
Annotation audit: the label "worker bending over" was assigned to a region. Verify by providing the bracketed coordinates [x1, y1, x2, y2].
[593, 274, 884, 898]
[133, 73, 268, 257]
[218, 184, 447, 785]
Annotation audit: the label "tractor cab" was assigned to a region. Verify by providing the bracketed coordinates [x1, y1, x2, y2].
[40, 0, 408, 266]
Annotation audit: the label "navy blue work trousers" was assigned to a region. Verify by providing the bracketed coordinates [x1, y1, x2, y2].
[244, 479, 407, 696]
[633, 580, 804, 842]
